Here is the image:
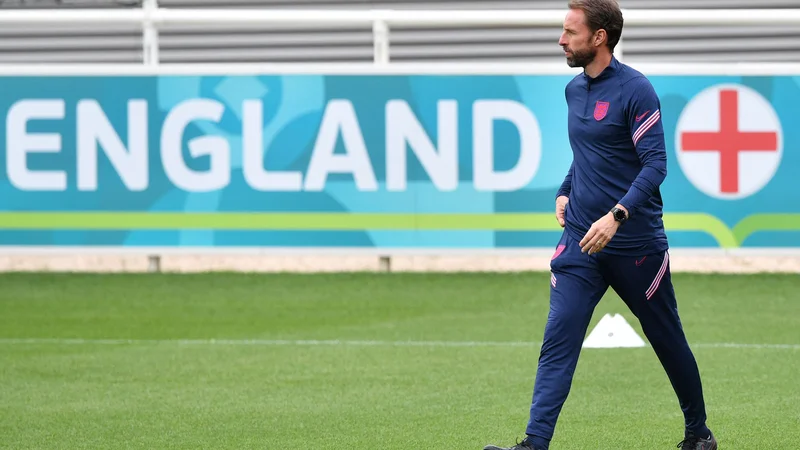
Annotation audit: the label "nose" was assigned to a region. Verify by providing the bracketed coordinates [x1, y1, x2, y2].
[558, 32, 568, 46]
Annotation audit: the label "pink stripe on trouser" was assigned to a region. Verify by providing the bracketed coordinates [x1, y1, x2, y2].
[646, 251, 669, 300]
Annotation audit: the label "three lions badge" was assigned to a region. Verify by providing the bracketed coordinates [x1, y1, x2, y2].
[594, 101, 609, 121]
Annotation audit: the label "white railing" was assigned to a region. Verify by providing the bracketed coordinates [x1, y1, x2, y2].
[0, 4, 799, 65]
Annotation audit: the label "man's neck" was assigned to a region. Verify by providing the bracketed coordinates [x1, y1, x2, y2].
[584, 52, 613, 78]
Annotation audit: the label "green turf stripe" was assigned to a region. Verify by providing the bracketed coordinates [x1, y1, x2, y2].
[732, 214, 800, 245]
[662, 213, 738, 248]
[0, 212, 562, 231]
[0, 212, 744, 247]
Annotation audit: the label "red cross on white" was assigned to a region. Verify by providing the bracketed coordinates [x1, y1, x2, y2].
[675, 84, 783, 200]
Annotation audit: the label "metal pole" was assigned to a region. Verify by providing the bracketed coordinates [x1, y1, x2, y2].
[372, 18, 390, 64]
[142, 0, 160, 65]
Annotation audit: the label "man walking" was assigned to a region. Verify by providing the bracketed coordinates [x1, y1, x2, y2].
[483, 1, 717, 449]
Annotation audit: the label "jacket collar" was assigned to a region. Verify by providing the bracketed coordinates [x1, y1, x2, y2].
[583, 55, 620, 82]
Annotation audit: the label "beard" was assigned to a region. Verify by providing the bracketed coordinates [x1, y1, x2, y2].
[564, 46, 597, 68]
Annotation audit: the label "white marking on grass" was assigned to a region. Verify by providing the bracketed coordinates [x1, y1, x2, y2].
[0, 338, 542, 347]
[0, 338, 798, 350]
[693, 342, 800, 350]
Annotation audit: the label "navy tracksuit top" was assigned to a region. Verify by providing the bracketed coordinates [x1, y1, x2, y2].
[556, 56, 669, 256]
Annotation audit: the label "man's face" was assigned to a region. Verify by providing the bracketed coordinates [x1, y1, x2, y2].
[558, 9, 597, 68]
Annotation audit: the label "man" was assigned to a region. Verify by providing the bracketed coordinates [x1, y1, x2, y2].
[483, 1, 717, 449]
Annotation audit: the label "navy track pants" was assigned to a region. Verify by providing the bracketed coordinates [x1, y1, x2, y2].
[525, 231, 709, 446]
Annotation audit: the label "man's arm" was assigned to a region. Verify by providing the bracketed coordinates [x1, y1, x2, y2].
[554, 162, 573, 227]
[617, 76, 668, 217]
[556, 161, 574, 199]
[557, 81, 576, 200]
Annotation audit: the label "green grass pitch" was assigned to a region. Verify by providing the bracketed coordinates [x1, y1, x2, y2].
[1, 272, 798, 449]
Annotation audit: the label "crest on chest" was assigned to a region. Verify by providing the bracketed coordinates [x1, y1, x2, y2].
[593, 101, 610, 121]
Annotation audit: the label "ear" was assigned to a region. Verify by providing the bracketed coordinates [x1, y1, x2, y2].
[593, 29, 607, 48]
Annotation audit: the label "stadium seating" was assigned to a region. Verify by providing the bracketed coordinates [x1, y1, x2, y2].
[0, 0, 797, 63]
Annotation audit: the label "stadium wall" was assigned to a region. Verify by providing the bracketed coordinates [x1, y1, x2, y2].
[1, 62, 799, 273]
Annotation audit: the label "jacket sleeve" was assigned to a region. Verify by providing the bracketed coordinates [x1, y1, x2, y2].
[618, 76, 667, 216]
[556, 81, 575, 199]
[556, 161, 574, 198]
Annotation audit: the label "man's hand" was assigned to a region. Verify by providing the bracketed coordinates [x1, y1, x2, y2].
[555, 195, 569, 227]
[580, 204, 628, 255]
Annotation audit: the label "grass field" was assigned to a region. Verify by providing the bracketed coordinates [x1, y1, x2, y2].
[1, 272, 798, 449]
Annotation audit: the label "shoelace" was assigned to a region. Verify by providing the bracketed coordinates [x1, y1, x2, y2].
[677, 436, 699, 448]
[514, 439, 534, 450]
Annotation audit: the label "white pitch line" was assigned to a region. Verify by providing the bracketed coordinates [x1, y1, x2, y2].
[0, 338, 798, 350]
[0, 338, 542, 347]
[693, 342, 800, 350]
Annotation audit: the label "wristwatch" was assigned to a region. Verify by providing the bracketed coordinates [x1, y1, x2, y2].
[611, 207, 628, 224]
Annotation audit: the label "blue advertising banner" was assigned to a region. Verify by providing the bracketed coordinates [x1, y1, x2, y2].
[0, 72, 798, 249]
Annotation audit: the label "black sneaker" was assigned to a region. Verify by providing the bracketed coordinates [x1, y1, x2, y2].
[677, 431, 718, 449]
[483, 437, 540, 450]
